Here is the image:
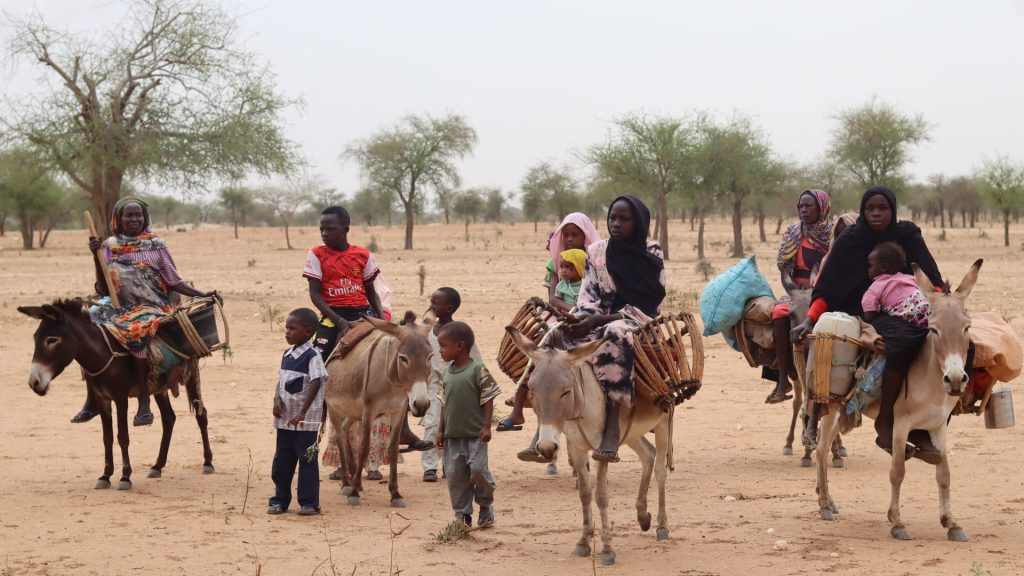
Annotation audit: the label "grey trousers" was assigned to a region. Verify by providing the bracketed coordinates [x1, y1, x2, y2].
[443, 437, 496, 516]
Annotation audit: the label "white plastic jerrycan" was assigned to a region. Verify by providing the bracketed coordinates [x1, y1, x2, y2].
[809, 312, 862, 397]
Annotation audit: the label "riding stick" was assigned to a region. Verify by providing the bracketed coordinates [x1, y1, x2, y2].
[84, 210, 121, 308]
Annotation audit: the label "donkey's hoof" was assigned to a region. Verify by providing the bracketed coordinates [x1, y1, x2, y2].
[341, 485, 353, 496]
[638, 512, 652, 531]
[831, 458, 844, 469]
[116, 479, 132, 491]
[347, 496, 361, 507]
[836, 447, 849, 458]
[947, 527, 969, 542]
[545, 464, 558, 475]
[600, 551, 616, 566]
[390, 498, 407, 509]
[656, 527, 670, 541]
[95, 478, 111, 490]
[147, 468, 162, 479]
[820, 508, 836, 521]
[782, 446, 794, 456]
[572, 544, 590, 558]
[800, 457, 813, 468]
[202, 465, 216, 475]
[891, 527, 913, 541]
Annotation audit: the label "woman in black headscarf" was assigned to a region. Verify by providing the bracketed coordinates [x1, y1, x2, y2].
[792, 186, 946, 461]
[564, 195, 666, 463]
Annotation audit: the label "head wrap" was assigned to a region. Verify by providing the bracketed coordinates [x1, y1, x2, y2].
[605, 195, 665, 318]
[777, 189, 833, 275]
[548, 212, 601, 280]
[104, 197, 165, 254]
[559, 248, 587, 279]
[812, 187, 941, 316]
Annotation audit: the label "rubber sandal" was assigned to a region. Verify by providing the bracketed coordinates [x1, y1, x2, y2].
[875, 436, 915, 461]
[298, 506, 321, 516]
[765, 391, 793, 404]
[133, 412, 155, 427]
[423, 469, 438, 482]
[517, 448, 553, 463]
[328, 467, 343, 481]
[367, 470, 383, 481]
[496, 418, 523, 432]
[267, 504, 286, 515]
[478, 507, 495, 528]
[71, 409, 99, 424]
[591, 449, 620, 463]
[504, 398, 515, 407]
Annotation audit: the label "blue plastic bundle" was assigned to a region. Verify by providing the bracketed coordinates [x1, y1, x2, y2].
[699, 255, 774, 337]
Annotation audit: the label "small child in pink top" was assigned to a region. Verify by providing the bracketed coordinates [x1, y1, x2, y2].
[862, 242, 930, 328]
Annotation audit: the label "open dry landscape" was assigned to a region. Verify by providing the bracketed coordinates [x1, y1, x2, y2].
[1, 218, 1022, 576]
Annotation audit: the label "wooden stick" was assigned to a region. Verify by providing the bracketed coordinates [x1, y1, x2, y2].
[84, 211, 121, 308]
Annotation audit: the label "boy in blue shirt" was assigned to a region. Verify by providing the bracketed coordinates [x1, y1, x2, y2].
[269, 308, 327, 516]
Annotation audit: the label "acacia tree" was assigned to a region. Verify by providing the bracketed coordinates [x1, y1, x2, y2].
[948, 176, 982, 228]
[218, 185, 254, 239]
[2, 0, 298, 236]
[435, 187, 456, 224]
[453, 189, 484, 240]
[977, 155, 1024, 247]
[350, 186, 394, 227]
[345, 113, 476, 250]
[0, 147, 67, 249]
[828, 97, 930, 191]
[484, 187, 505, 222]
[519, 161, 579, 230]
[587, 113, 701, 261]
[257, 180, 309, 250]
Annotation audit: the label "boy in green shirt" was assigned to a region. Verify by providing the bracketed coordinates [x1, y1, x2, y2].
[435, 321, 501, 527]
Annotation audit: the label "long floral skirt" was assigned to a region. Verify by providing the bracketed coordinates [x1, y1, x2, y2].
[322, 417, 400, 472]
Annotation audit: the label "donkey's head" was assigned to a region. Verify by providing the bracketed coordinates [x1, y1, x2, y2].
[17, 299, 89, 396]
[913, 260, 983, 397]
[363, 311, 433, 417]
[782, 265, 818, 327]
[505, 326, 607, 460]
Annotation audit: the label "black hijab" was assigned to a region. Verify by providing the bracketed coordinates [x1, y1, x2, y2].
[606, 195, 665, 317]
[812, 186, 942, 316]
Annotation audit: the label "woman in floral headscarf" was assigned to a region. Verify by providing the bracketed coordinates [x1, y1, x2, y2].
[74, 197, 220, 426]
[765, 189, 833, 404]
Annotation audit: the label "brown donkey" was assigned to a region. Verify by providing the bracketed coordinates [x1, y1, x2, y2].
[814, 260, 982, 542]
[507, 327, 672, 566]
[324, 312, 432, 508]
[19, 299, 214, 490]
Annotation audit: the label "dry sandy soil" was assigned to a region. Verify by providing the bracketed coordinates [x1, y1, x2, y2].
[1, 217, 1022, 576]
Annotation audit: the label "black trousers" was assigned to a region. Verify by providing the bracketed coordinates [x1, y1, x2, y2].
[313, 306, 371, 359]
[270, 428, 320, 510]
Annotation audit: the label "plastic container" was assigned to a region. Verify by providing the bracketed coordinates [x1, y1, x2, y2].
[809, 312, 862, 396]
[984, 386, 1015, 429]
[158, 303, 220, 358]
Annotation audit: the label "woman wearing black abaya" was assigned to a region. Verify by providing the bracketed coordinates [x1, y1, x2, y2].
[564, 196, 666, 463]
[791, 186, 957, 463]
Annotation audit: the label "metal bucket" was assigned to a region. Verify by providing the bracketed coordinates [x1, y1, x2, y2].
[984, 387, 1015, 429]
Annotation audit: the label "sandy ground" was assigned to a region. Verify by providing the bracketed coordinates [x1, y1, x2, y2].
[1, 217, 1022, 576]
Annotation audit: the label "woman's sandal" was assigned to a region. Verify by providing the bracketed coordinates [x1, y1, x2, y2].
[591, 449, 620, 463]
[367, 470, 383, 481]
[765, 388, 793, 404]
[495, 417, 523, 432]
[875, 437, 915, 461]
[328, 467, 343, 481]
[504, 398, 515, 407]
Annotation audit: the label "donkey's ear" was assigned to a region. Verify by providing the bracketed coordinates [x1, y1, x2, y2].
[954, 259, 983, 301]
[781, 270, 799, 296]
[911, 264, 934, 294]
[566, 337, 608, 366]
[504, 326, 539, 359]
[362, 314, 400, 336]
[17, 306, 56, 321]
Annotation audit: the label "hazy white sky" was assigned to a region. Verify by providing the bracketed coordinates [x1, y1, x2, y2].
[4, 0, 1023, 201]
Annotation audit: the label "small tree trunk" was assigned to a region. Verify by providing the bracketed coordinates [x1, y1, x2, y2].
[970, 210, 976, 228]
[232, 206, 239, 239]
[697, 204, 707, 260]
[241, 210, 247, 228]
[657, 193, 670, 261]
[464, 218, 470, 241]
[730, 198, 744, 258]
[0, 212, 6, 236]
[689, 209, 696, 232]
[533, 219, 538, 233]
[939, 200, 946, 228]
[283, 220, 293, 250]
[404, 202, 415, 250]
[1004, 210, 1011, 247]
[444, 208, 450, 225]
[757, 211, 766, 243]
[18, 213, 35, 249]
[775, 215, 784, 235]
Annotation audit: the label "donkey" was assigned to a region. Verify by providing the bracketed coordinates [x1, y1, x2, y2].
[781, 269, 847, 468]
[324, 312, 432, 508]
[814, 260, 982, 542]
[507, 327, 671, 566]
[19, 299, 214, 490]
